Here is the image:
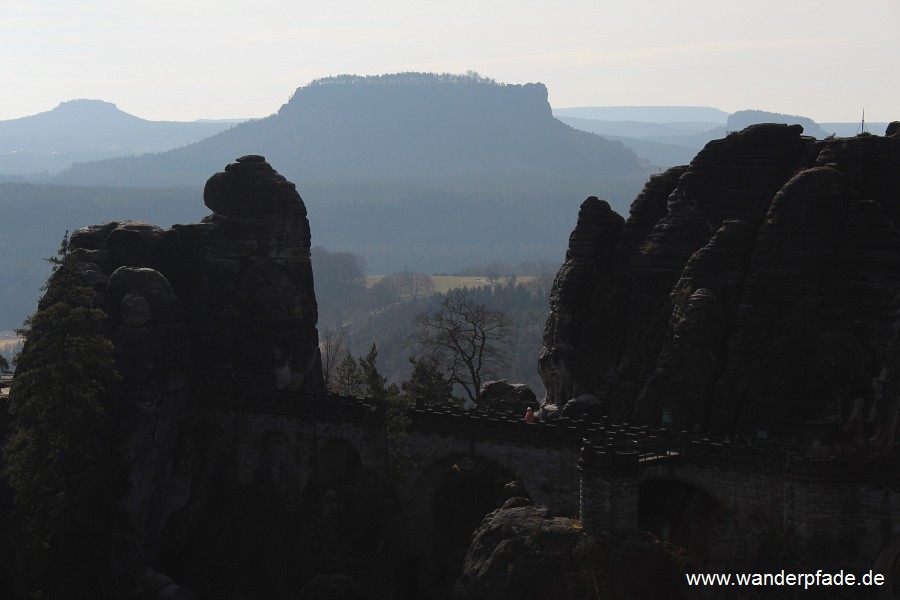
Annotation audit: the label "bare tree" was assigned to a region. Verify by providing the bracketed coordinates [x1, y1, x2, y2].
[320, 326, 348, 392]
[411, 289, 511, 405]
[401, 272, 434, 298]
[371, 271, 435, 308]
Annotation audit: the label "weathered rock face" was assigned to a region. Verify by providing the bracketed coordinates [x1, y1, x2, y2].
[560, 393, 605, 420]
[69, 156, 324, 560]
[164, 155, 323, 399]
[540, 126, 900, 453]
[478, 379, 538, 413]
[452, 503, 687, 600]
[538, 196, 625, 403]
[452, 503, 591, 600]
[297, 574, 362, 600]
[72, 155, 324, 402]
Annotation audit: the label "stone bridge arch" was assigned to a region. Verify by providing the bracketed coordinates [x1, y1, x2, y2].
[306, 436, 366, 518]
[403, 452, 525, 592]
[637, 463, 782, 572]
[253, 430, 299, 500]
[638, 477, 723, 566]
[403, 428, 581, 515]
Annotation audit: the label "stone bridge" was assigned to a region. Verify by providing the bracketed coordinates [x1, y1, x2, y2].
[182, 396, 900, 598]
[188, 397, 584, 534]
[190, 397, 583, 504]
[176, 396, 586, 588]
[580, 429, 900, 599]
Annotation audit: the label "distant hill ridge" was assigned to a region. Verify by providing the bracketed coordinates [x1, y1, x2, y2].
[727, 109, 827, 138]
[554, 106, 730, 123]
[0, 99, 236, 176]
[0, 99, 235, 147]
[3, 74, 654, 329]
[31, 98, 143, 121]
[53, 71, 650, 188]
[556, 107, 884, 168]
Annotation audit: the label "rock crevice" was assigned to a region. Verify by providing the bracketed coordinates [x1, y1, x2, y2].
[540, 125, 900, 453]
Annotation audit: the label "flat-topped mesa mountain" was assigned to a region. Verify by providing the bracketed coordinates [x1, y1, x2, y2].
[553, 107, 836, 170]
[540, 122, 900, 454]
[53, 72, 651, 188]
[727, 109, 828, 139]
[0, 75, 653, 331]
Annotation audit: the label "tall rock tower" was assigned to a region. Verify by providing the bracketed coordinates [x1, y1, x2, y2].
[72, 154, 325, 404]
[539, 124, 900, 454]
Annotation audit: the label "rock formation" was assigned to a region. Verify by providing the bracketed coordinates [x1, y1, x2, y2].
[539, 125, 900, 453]
[478, 379, 538, 414]
[72, 155, 324, 402]
[452, 501, 687, 600]
[69, 155, 324, 561]
[452, 501, 591, 600]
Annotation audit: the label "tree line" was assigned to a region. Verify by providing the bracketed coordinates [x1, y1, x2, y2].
[321, 288, 509, 408]
[0, 238, 556, 598]
[314, 246, 555, 402]
[1, 236, 132, 599]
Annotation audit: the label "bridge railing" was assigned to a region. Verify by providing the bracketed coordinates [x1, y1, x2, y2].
[577, 427, 807, 475]
[197, 392, 378, 423]
[579, 427, 900, 483]
[196, 395, 900, 485]
[407, 405, 611, 447]
[578, 427, 686, 475]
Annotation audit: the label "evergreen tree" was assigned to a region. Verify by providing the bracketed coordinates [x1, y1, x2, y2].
[0, 234, 130, 599]
[402, 355, 454, 406]
[359, 343, 387, 401]
[384, 383, 412, 484]
[333, 351, 364, 397]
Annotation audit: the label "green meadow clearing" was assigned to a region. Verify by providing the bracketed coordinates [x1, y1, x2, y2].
[364, 275, 536, 293]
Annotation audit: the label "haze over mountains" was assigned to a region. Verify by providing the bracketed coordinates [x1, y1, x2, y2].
[51, 73, 648, 188]
[0, 100, 237, 178]
[0, 73, 654, 329]
[0, 71, 886, 330]
[44, 72, 656, 271]
[555, 106, 886, 168]
[0, 90, 887, 182]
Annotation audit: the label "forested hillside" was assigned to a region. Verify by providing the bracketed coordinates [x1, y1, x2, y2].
[312, 247, 553, 395]
[0, 100, 235, 177]
[55, 73, 651, 188]
[2, 74, 653, 329]
[336, 283, 551, 397]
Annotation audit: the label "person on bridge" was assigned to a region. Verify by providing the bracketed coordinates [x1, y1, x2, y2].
[525, 407, 536, 424]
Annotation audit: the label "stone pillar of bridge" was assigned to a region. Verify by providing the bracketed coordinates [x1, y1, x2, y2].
[784, 454, 891, 574]
[578, 441, 640, 535]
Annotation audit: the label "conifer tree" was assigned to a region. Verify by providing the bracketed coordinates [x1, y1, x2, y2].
[1, 234, 130, 599]
[402, 356, 454, 406]
[359, 343, 387, 401]
[333, 351, 363, 397]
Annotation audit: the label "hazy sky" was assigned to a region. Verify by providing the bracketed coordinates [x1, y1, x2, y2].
[2, 0, 898, 123]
